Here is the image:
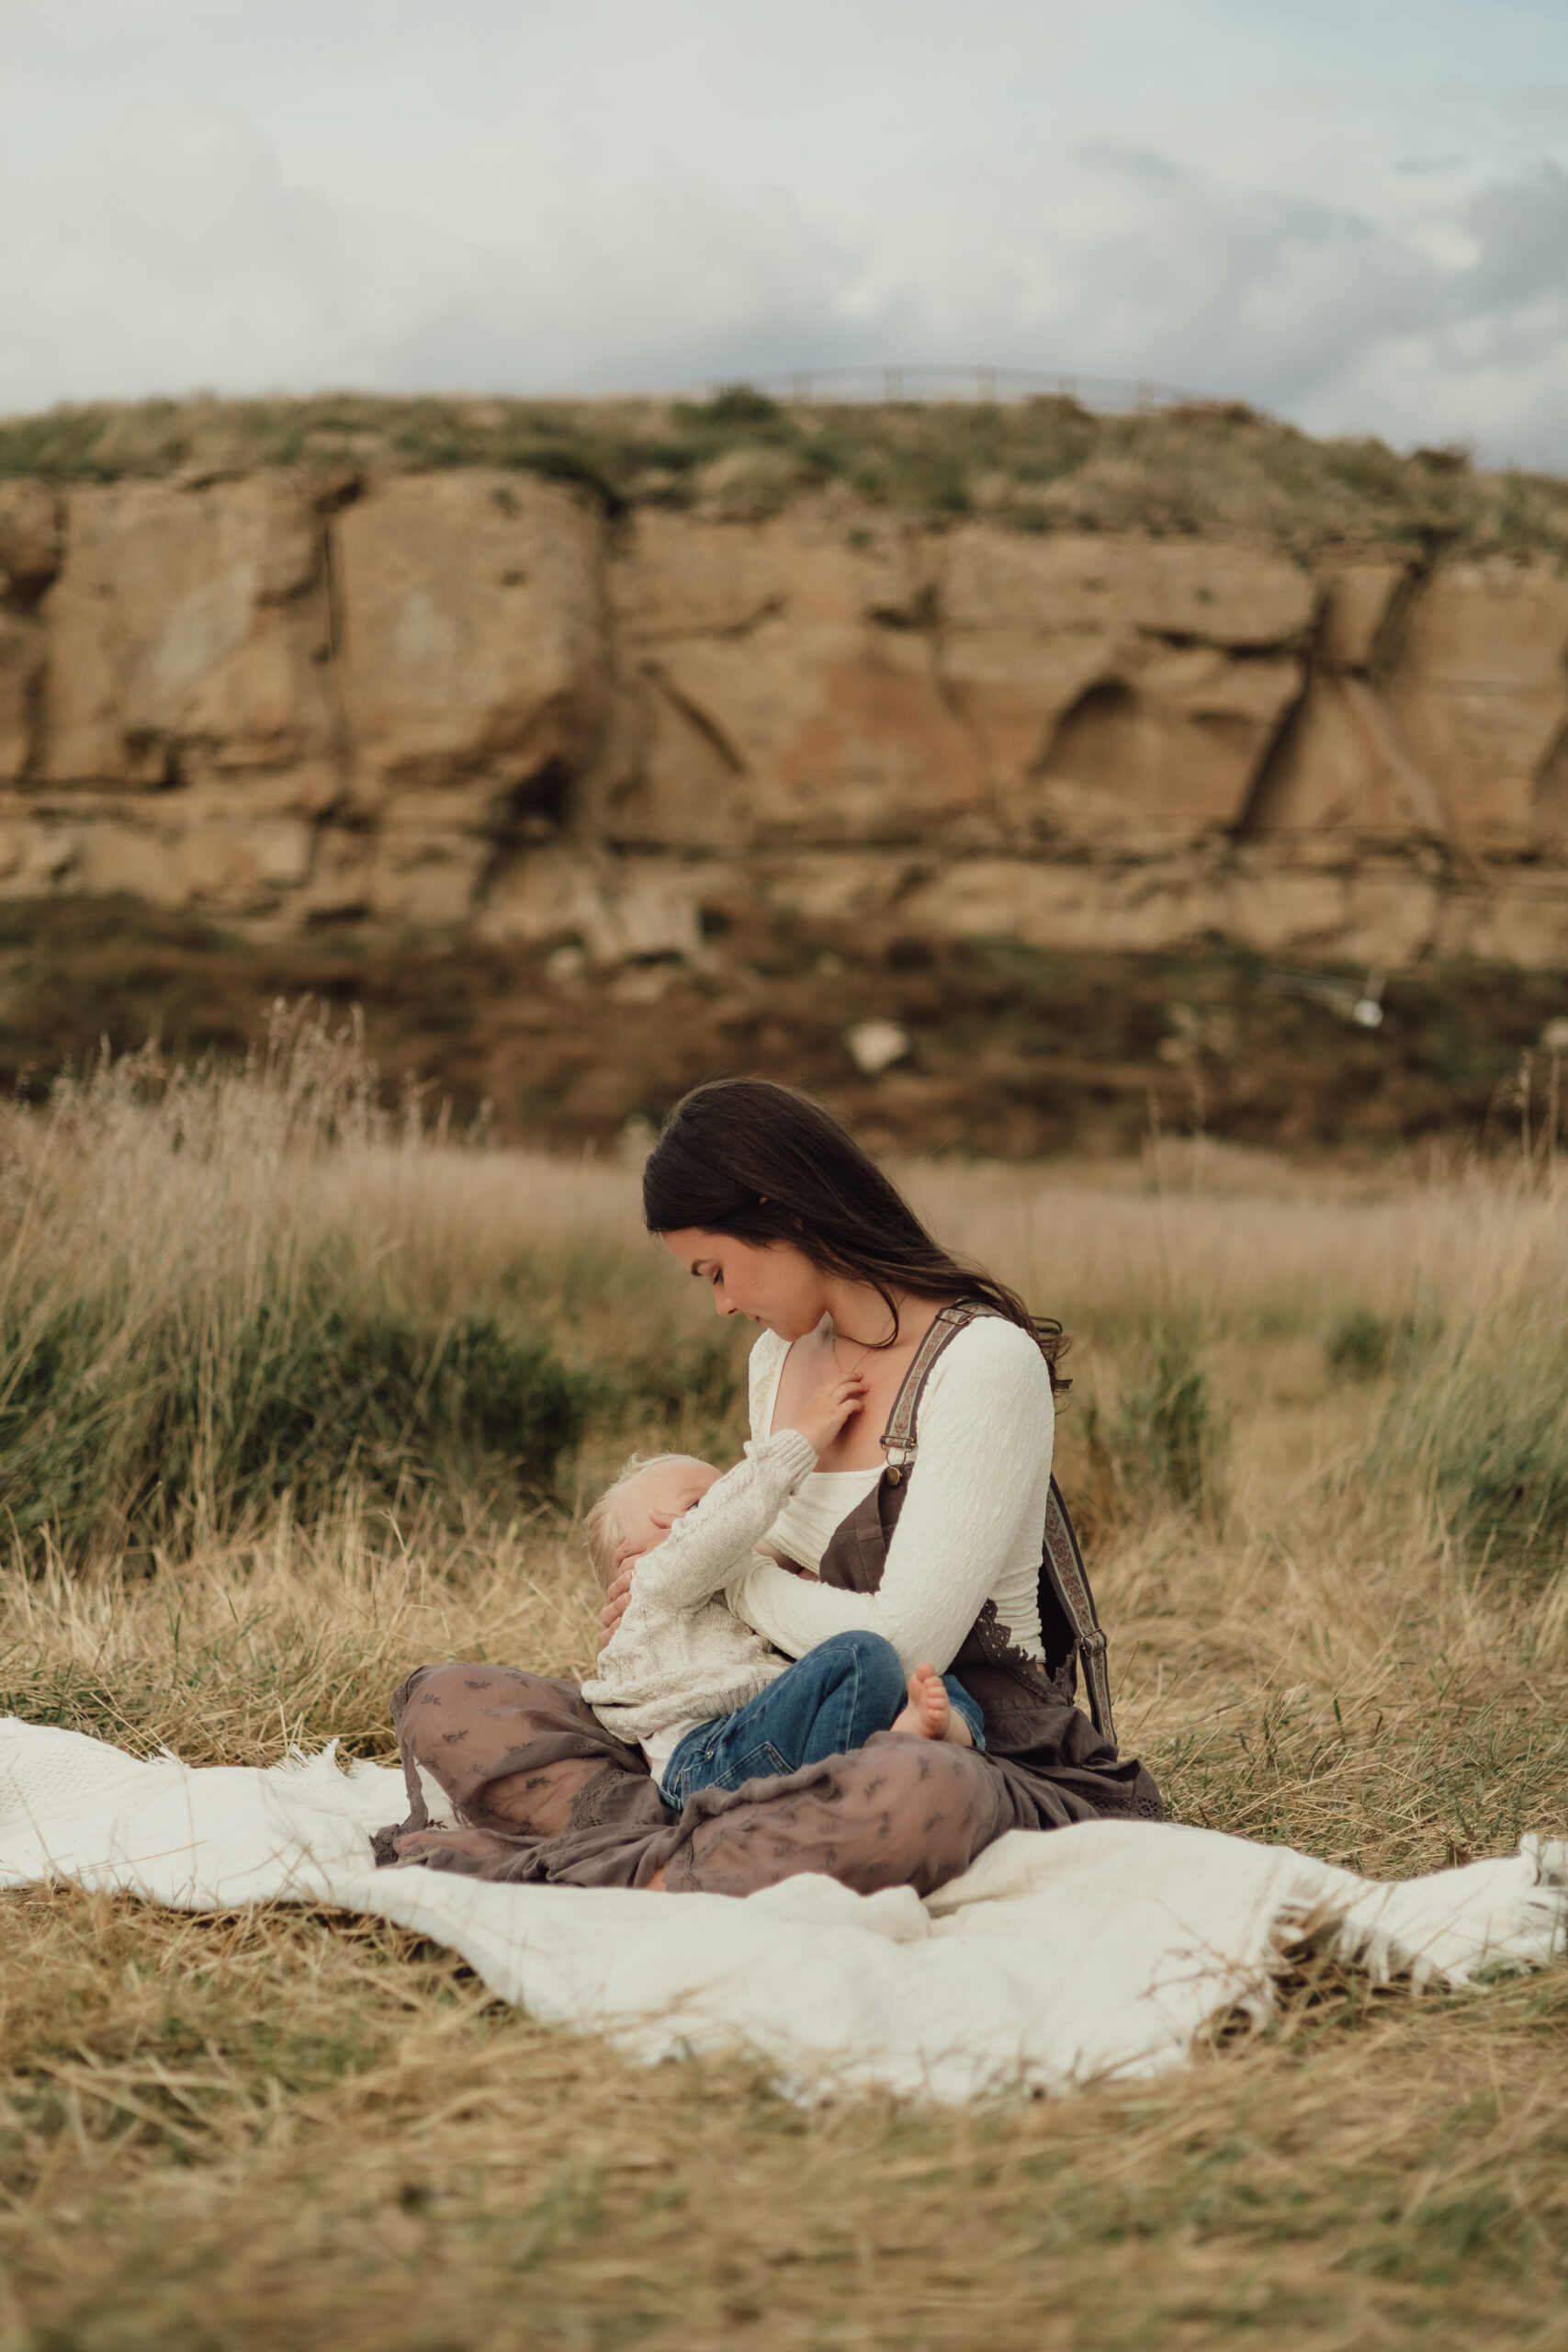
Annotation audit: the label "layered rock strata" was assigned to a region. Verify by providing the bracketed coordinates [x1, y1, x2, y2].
[3, 469, 1566, 968]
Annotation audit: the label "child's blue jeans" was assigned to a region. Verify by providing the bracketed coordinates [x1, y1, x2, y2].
[658, 1628, 986, 1809]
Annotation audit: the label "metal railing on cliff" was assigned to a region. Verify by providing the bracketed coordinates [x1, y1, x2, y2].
[697, 365, 1217, 412]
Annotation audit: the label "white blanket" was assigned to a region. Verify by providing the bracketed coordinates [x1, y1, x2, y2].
[3, 1717, 1563, 2103]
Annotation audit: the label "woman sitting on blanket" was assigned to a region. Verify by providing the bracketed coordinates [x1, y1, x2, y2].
[384, 1079, 1161, 1894]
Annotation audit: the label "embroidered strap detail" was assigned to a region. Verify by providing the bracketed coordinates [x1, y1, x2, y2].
[878, 1304, 971, 1481]
[1042, 1476, 1115, 1743]
[882, 1302, 1118, 1745]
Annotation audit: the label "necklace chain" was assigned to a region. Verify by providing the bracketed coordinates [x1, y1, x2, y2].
[828, 1292, 908, 1378]
[829, 1327, 876, 1377]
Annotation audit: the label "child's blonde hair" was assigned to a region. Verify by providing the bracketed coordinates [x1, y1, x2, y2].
[583, 1452, 697, 1589]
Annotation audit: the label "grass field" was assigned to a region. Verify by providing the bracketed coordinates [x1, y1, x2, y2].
[2, 1020, 1567, 2351]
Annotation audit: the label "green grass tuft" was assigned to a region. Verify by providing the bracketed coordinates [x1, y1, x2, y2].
[1368, 1244, 1568, 1580]
[1079, 1318, 1229, 1530]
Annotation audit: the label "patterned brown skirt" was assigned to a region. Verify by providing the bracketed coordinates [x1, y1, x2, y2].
[378, 1662, 1155, 1899]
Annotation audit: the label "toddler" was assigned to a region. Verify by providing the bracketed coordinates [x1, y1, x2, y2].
[580, 1369, 984, 1807]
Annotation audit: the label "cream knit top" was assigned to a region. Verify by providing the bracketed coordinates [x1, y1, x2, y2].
[725, 1319, 1050, 1673]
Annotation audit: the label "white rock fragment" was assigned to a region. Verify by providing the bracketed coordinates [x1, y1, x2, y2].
[845, 1020, 913, 1078]
[544, 943, 587, 986]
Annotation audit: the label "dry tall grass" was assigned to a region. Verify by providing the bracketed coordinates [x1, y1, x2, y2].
[2, 1033, 1566, 2350]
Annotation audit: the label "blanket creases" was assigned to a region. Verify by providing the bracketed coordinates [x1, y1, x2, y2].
[1, 1718, 1562, 2103]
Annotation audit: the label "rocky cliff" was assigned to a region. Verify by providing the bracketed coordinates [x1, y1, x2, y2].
[3, 411, 1568, 976]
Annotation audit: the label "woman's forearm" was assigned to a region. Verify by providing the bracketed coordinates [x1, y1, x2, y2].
[724, 1557, 899, 1657]
[727, 1537, 993, 1673]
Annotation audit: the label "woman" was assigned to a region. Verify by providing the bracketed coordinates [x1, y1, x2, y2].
[382, 1081, 1160, 1895]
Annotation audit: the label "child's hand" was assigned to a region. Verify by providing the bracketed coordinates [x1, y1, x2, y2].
[792, 1371, 868, 1461]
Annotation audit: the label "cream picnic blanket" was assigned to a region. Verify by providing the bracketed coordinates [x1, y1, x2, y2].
[2, 1717, 1563, 2102]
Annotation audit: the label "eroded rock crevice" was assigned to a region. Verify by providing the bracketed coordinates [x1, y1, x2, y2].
[0, 471, 1566, 968]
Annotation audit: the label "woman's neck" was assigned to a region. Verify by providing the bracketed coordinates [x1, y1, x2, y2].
[819, 1279, 918, 1352]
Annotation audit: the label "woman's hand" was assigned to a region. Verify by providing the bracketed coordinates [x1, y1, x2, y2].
[598, 1568, 636, 1646]
[598, 1525, 656, 1646]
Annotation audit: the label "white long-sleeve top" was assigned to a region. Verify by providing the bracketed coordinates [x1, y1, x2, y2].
[581, 1427, 818, 1749]
[723, 1319, 1052, 1676]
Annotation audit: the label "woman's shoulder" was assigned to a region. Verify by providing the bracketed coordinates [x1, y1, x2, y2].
[925, 1311, 1053, 1400]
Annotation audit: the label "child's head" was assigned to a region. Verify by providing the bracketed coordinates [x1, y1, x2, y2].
[584, 1452, 718, 1589]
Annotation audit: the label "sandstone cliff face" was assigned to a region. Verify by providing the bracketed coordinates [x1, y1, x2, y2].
[2, 467, 1566, 967]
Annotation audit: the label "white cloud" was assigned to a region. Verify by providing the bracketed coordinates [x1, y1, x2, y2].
[0, 110, 435, 404]
[1, 2, 1566, 465]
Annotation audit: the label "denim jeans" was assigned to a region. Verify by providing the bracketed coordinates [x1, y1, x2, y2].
[659, 1628, 986, 1808]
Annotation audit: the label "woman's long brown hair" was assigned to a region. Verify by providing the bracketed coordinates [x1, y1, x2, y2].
[641, 1077, 1069, 1388]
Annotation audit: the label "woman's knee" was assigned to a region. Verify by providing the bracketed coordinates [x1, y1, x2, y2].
[391, 1660, 542, 1738]
[672, 1735, 1007, 1900]
[390, 1663, 596, 1831]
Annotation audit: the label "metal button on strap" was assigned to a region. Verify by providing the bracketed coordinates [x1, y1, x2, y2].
[884, 1442, 916, 1487]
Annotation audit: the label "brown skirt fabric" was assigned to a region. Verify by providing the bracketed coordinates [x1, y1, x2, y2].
[382, 1664, 1013, 1898]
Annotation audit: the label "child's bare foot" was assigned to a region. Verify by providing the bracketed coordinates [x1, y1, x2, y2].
[891, 1663, 973, 1747]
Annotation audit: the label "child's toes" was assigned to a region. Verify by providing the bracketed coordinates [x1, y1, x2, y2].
[913, 1668, 948, 1736]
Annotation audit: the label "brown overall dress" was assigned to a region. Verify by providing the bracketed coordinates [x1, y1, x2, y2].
[378, 1305, 1161, 1898]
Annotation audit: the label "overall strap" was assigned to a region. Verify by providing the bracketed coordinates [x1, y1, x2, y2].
[879, 1304, 973, 1481]
[1042, 1477, 1115, 1743]
[884, 1301, 1118, 1744]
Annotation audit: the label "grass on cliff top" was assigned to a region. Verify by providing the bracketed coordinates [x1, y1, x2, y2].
[4, 383, 1566, 563]
[2, 1022, 1568, 2348]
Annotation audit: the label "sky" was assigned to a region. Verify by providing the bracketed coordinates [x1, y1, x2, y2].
[3, 0, 1567, 464]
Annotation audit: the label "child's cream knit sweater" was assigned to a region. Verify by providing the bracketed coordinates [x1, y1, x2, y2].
[580, 1428, 818, 1750]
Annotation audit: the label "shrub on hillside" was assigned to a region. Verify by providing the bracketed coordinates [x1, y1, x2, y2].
[1, 1286, 589, 1549]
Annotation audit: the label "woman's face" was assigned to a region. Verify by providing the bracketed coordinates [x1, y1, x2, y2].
[660, 1227, 828, 1340]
